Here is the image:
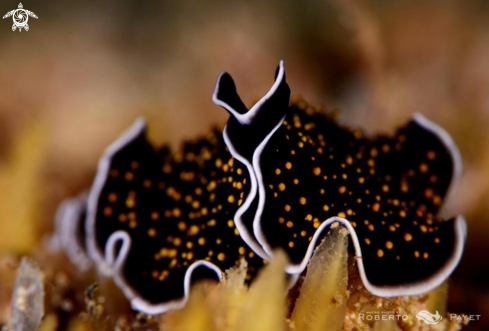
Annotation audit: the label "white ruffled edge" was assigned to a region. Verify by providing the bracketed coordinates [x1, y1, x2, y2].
[231, 98, 466, 296]
[249, 110, 466, 296]
[213, 61, 286, 260]
[85, 118, 224, 314]
[411, 113, 463, 207]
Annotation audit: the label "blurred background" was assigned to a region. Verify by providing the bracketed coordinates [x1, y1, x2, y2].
[0, 0, 488, 329]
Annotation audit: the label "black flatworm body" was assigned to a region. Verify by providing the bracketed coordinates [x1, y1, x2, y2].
[57, 61, 467, 314]
[254, 105, 466, 295]
[86, 122, 270, 313]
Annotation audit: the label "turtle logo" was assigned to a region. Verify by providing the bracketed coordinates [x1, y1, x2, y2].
[3, 3, 38, 32]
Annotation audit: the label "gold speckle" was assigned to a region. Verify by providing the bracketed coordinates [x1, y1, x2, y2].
[288, 241, 295, 248]
[207, 181, 217, 191]
[389, 225, 396, 232]
[414, 251, 420, 258]
[423, 252, 429, 259]
[148, 228, 156, 237]
[178, 222, 187, 231]
[313, 167, 321, 176]
[227, 220, 234, 228]
[172, 208, 181, 218]
[338, 212, 346, 218]
[434, 237, 440, 244]
[368, 224, 374, 231]
[372, 202, 380, 212]
[125, 172, 134, 181]
[419, 163, 429, 173]
[427, 150, 436, 160]
[400, 179, 409, 193]
[299, 197, 307, 205]
[198, 237, 205, 245]
[386, 241, 393, 249]
[377, 249, 384, 258]
[108, 193, 117, 202]
[404, 233, 413, 242]
[285, 162, 292, 170]
[278, 183, 286, 191]
[338, 186, 346, 194]
[275, 168, 281, 175]
[103, 206, 113, 217]
[188, 225, 199, 236]
[323, 205, 329, 212]
[217, 253, 226, 261]
[125, 197, 135, 208]
[399, 210, 406, 217]
[285, 204, 291, 212]
[286, 221, 294, 228]
[228, 195, 235, 203]
[365, 238, 371, 245]
[239, 247, 246, 255]
[420, 225, 428, 233]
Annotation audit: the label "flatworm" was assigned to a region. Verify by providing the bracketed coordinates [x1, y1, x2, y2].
[57, 61, 466, 314]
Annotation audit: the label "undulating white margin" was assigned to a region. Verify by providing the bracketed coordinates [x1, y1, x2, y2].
[85, 117, 223, 314]
[211, 60, 287, 260]
[258, 215, 466, 297]
[212, 60, 285, 125]
[222, 126, 271, 260]
[54, 192, 92, 271]
[411, 113, 463, 207]
[105, 230, 223, 314]
[251, 112, 468, 295]
[85, 117, 147, 277]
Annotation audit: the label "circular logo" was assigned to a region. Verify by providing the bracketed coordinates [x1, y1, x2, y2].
[13, 9, 27, 27]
